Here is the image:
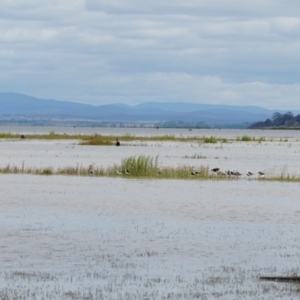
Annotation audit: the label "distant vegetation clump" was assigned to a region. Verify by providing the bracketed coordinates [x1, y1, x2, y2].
[204, 136, 217, 143]
[250, 112, 300, 129]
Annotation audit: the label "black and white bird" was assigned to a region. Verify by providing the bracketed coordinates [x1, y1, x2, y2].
[247, 170, 254, 176]
[191, 169, 198, 176]
[116, 170, 123, 175]
[125, 169, 130, 175]
[116, 138, 120, 146]
[211, 168, 220, 173]
[258, 171, 265, 178]
[231, 169, 242, 176]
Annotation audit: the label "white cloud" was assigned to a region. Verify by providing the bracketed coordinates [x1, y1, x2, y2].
[0, 0, 300, 109]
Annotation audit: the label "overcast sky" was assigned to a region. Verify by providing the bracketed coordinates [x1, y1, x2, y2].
[1, 0, 300, 109]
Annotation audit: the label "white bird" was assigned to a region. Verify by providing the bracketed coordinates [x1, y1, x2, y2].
[116, 170, 123, 175]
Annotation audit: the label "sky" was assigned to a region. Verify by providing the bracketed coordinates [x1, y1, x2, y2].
[0, 0, 300, 109]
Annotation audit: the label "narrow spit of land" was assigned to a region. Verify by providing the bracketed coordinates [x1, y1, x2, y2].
[1, 155, 300, 182]
[0, 132, 285, 144]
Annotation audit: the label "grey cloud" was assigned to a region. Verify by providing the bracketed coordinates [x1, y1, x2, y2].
[0, 0, 300, 109]
[85, 0, 300, 18]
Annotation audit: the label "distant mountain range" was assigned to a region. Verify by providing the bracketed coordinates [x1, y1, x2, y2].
[0, 92, 294, 125]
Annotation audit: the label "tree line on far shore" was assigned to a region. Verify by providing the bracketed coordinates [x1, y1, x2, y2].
[249, 112, 300, 129]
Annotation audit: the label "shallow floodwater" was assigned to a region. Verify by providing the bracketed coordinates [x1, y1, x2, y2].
[1, 134, 300, 175]
[0, 127, 300, 299]
[1, 176, 300, 299]
[1, 124, 300, 139]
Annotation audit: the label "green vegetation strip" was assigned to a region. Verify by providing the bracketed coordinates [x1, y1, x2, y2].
[1, 155, 300, 182]
[0, 131, 275, 144]
[0, 156, 211, 179]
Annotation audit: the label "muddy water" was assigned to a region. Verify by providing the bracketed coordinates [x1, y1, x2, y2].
[0, 175, 300, 299]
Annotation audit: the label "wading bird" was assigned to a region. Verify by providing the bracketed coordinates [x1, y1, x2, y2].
[88, 165, 94, 175]
[191, 168, 199, 176]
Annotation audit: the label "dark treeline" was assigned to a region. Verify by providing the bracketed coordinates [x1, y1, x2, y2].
[249, 112, 300, 129]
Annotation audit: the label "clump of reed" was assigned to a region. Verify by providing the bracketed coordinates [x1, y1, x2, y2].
[236, 135, 252, 141]
[118, 155, 212, 179]
[120, 155, 159, 176]
[204, 136, 217, 143]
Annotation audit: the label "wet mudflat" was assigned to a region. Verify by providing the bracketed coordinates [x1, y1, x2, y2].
[0, 175, 300, 299]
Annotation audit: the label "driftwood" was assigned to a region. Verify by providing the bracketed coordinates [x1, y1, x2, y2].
[260, 276, 300, 282]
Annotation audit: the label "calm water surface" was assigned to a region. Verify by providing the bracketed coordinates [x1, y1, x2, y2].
[0, 175, 300, 299]
[1, 125, 300, 138]
[0, 126, 300, 299]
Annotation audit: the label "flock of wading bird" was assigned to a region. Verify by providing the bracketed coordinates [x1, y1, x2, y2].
[194, 168, 265, 178]
[111, 168, 265, 178]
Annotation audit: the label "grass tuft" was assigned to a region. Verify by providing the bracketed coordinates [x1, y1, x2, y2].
[204, 136, 217, 143]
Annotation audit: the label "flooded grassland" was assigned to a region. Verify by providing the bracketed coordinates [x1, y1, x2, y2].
[0, 128, 300, 299]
